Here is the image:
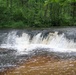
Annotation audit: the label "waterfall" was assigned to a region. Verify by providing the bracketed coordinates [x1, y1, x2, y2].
[0, 29, 76, 54]
[1, 29, 76, 72]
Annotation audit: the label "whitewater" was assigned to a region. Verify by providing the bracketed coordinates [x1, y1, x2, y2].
[0, 28, 76, 71]
[0, 28, 76, 54]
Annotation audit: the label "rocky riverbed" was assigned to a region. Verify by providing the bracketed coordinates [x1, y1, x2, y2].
[0, 55, 76, 75]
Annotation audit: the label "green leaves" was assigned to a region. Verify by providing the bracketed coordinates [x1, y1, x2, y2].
[0, 0, 76, 28]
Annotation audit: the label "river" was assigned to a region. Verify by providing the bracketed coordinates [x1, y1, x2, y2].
[0, 28, 76, 75]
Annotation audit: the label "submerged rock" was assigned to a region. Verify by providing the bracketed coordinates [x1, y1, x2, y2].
[0, 55, 76, 75]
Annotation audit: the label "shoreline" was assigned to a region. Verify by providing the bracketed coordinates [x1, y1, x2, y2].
[0, 26, 76, 30]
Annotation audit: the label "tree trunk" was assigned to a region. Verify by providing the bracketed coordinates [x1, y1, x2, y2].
[71, 2, 76, 25]
[7, 0, 9, 7]
[10, 0, 13, 13]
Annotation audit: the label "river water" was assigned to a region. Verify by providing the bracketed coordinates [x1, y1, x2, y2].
[0, 28, 76, 74]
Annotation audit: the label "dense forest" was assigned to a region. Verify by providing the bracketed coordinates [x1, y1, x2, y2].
[0, 0, 76, 28]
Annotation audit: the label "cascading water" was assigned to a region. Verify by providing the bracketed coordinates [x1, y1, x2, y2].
[0, 28, 76, 71]
[0, 29, 76, 53]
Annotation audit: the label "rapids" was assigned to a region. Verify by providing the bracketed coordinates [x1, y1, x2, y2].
[0, 28, 76, 71]
[0, 28, 76, 53]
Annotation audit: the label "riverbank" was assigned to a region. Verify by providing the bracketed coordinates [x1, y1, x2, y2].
[0, 26, 76, 30]
[0, 55, 76, 75]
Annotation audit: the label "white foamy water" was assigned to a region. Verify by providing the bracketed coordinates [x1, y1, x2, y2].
[0, 31, 76, 54]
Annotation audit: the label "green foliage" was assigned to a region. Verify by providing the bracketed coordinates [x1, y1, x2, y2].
[0, 0, 76, 28]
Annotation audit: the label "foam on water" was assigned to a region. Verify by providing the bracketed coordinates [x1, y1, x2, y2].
[0, 30, 76, 54]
